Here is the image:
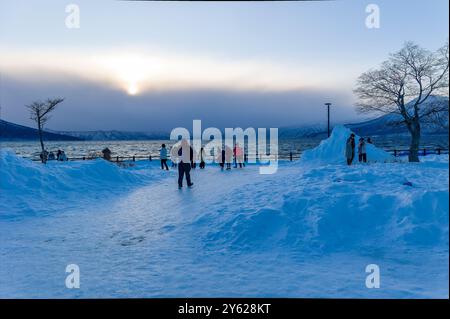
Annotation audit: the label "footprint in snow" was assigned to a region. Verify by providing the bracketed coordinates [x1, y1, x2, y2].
[119, 235, 145, 246]
[158, 225, 176, 234]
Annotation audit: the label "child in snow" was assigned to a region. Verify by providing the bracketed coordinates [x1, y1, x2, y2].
[358, 138, 367, 163]
[160, 144, 169, 170]
[345, 134, 355, 165]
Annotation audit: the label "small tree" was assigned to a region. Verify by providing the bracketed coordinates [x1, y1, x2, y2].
[354, 41, 449, 162]
[26, 98, 65, 162]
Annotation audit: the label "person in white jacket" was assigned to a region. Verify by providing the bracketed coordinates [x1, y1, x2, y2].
[170, 145, 179, 168]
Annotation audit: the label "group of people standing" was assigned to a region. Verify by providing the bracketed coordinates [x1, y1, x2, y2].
[345, 134, 372, 165]
[159, 140, 246, 189]
[217, 144, 245, 170]
[40, 149, 68, 163]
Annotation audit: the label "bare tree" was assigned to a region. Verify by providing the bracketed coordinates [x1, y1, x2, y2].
[26, 98, 65, 162]
[354, 41, 449, 162]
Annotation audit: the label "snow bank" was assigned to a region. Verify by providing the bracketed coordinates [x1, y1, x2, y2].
[0, 147, 448, 297]
[300, 125, 394, 164]
[203, 159, 449, 252]
[0, 149, 156, 218]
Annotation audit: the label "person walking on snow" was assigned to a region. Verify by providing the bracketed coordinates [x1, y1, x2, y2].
[345, 133, 355, 165]
[358, 137, 367, 163]
[177, 139, 194, 189]
[160, 144, 169, 170]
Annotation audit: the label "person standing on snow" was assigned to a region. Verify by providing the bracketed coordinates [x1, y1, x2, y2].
[59, 150, 68, 161]
[199, 147, 206, 169]
[234, 143, 244, 168]
[225, 145, 233, 170]
[48, 151, 56, 161]
[160, 144, 169, 170]
[358, 137, 367, 163]
[217, 147, 225, 170]
[177, 139, 194, 189]
[171, 145, 179, 168]
[190, 146, 197, 169]
[345, 133, 355, 165]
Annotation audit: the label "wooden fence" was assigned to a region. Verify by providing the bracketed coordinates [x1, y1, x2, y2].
[30, 147, 448, 162]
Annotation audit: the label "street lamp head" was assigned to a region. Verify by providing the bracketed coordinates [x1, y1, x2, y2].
[325, 103, 332, 107]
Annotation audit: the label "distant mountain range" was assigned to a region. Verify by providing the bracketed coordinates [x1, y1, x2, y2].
[280, 95, 449, 138]
[345, 95, 448, 137]
[53, 130, 169, 141]
[2, 96, 447, 141]
[0, 119, 82, 141]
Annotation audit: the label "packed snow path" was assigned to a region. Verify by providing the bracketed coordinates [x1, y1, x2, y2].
[0, 152, 448, 298]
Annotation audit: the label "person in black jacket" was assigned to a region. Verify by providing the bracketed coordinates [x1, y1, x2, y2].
[345, 134, 356, 165]
[199, 147, 206, 169]
[177, 139, 194, 189]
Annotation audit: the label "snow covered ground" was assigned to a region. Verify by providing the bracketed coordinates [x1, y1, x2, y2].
[0, 129, 448, 298]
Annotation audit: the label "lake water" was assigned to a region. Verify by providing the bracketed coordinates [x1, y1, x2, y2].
[1, 134, 448, 160]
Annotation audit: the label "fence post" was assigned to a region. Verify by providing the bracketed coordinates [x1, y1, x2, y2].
[423, 148, 426, 156]
[438, 148, 441, 155]
[132, 155, 135, 162]
[149, 155, 152, 161]
[394, 149, 397, 157]
[83, 156, 85, 160]
[116, 156, 119, 162]
[289, 151, 293, 161]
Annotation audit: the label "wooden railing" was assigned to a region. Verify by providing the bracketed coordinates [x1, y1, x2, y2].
[385, 148, 449, 157]
[30, 147, 448, 162]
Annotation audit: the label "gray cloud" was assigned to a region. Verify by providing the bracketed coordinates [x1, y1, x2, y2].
[1, 75, 360, 132]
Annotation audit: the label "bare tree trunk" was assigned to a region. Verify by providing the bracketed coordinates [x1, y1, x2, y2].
[408, 121, 421, 162]
[37, 118, 45, 163]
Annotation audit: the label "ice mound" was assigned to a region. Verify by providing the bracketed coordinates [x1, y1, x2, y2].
[300, 125, 394, 164]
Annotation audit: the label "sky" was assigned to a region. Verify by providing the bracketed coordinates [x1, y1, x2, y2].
[0, 0, 448, 131]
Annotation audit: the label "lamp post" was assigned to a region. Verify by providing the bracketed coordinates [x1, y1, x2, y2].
[324, 103, 332, 137]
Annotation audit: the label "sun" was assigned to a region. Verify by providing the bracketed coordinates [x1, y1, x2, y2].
[127, 83, 139, 95]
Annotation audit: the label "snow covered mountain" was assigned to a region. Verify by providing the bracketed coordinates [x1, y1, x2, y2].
[55, 130, 169, 141]
[0, 119, 82, 141]
[279, 124, 328, 139]
[345, 95, 449, 136]
[279, 95, 448, 138]
[2, 96, 447, 141]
